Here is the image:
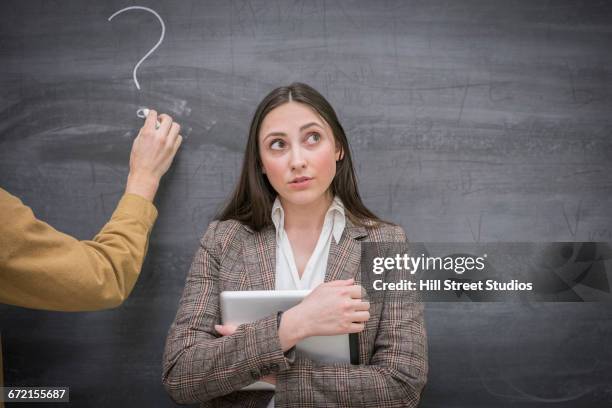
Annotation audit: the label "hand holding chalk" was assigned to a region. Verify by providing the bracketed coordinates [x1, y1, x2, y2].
[137, 108, 161, 128]
[126, 110, 183, 201]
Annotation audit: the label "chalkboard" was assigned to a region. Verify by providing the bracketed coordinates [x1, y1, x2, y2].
[1, 1, 611, 407]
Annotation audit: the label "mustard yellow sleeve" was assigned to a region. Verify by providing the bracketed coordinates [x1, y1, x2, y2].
[0, 187, 158, 311]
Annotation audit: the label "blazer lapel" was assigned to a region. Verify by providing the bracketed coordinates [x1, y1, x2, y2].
[324, 219, 368, 283]
[242, 225, 276, 290]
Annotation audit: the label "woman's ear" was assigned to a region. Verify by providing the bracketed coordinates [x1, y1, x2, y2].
[335, 145, 344, 161]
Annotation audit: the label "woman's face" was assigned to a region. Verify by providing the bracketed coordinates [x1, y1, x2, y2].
[258, 101, 343, 207]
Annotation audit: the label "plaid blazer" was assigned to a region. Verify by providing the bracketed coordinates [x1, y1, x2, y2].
[162, 218, 428, 407]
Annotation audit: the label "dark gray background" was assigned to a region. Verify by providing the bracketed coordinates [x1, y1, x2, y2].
[1, 0, 611, 406]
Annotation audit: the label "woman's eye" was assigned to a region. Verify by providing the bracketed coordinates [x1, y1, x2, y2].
[306, 132, 321, 144]
[270, 139, 285, 150]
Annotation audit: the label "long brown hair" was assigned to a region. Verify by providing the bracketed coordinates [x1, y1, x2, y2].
[217, 82, 385, 231]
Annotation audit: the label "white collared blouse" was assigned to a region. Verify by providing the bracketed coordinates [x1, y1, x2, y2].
[271, 195, 346, 291]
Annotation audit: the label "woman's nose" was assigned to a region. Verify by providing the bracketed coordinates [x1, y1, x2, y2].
[289, 147, 307, 170]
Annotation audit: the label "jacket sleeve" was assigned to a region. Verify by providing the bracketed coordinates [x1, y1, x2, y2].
[0, 187, 158, 311]
[162, 221, 295, 404]
[275, 225, 428, 407]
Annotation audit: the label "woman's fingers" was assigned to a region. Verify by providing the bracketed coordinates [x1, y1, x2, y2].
[348, 284, 364, 299]
[325, 278, 354, 287]
[214, 323, 238, 336]
[301, 279, 372, 337]
[350, 310, 370, 322]
[352, 300, 370, 311]
[347, 322, 366, 333]
[261, 374, 277, 385]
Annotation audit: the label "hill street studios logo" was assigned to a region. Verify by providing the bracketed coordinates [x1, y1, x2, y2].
[360, 242, 612, 302]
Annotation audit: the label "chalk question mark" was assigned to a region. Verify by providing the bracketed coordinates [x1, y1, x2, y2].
[108, 6, 166, 91]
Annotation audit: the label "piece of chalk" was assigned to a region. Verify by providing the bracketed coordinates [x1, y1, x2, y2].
[136, 107, 161, 128]
[136, 108, 150, 118]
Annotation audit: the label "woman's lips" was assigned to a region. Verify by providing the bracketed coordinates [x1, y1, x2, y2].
[288, 177, 313, 189]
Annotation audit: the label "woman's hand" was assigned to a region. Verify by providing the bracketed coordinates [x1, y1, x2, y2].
[279, 278, 370, 350]
[214, 323, 237, 336]
[214, 323, 277, 385]
[126, 110, 183, 201]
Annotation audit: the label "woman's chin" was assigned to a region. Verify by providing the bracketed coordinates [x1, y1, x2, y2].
[279, 189, 328, 207]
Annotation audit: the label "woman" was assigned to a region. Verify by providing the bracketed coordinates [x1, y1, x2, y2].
[162, 83, 427, 407]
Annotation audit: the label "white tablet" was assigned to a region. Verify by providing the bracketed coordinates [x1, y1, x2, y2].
[220, 290, 359, 391]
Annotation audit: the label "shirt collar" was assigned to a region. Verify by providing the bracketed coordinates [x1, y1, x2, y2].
[271, 196, 346, 243]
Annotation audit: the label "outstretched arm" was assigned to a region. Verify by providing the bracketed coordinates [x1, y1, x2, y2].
[0, 188, 156, 310]
[0, 110, 182, 311]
